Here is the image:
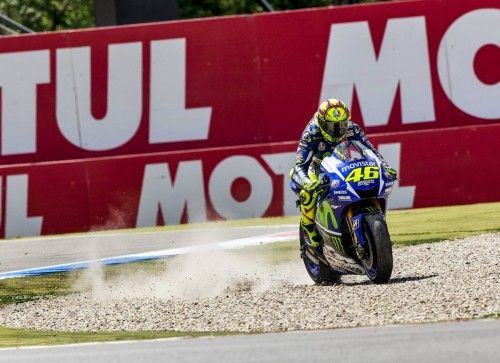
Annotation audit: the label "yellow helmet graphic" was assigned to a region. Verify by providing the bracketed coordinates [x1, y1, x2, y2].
[317, 99, 350, 142]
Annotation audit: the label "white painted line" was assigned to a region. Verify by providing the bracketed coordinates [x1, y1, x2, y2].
[0, 230, 298, 280]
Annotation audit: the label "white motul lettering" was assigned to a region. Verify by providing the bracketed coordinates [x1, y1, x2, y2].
[5, 175, 43, 238]
[209, 156, 272, 219]
[378, 143, 415, 209]
[438, 9, 500, 119]
[0, 50, 50, 155]
[149, 39, 212, 143]
[262, 152, 297, 216]
[136, 162, 206, 227]
[321, 17, 435, 126]
[56, 42, 142, 150]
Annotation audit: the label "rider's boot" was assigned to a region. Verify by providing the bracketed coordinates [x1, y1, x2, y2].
[299, 186, 321, 248]
[300, 219, 321, 248]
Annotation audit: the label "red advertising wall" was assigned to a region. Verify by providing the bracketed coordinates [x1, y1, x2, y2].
[0, 0, 499, 237]
[0, 0, 498, 165]
[1, 123, 500, 238]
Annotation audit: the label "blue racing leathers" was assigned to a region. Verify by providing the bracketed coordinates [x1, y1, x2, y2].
[290, 117, 387, 194]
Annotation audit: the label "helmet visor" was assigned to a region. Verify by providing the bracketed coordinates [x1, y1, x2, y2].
[324, 120, 348, 139]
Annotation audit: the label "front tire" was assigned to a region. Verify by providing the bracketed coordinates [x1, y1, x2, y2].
[361, 213, 393, 283]
[299, 226, 341, 285]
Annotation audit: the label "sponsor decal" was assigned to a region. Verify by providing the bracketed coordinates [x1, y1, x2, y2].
[341, 161, 376, 172]
[357, 179, 375, 186]
[352, 219, 359, 230]
[318, 142, 326, 151]
[338, 195, 352, 201]
[333, 190, 347, 195]
[331, 179, 340, 188]
[330, 235, 344, 252]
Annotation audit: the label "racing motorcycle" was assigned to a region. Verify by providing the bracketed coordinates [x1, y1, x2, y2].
[299, 140, 396, 284]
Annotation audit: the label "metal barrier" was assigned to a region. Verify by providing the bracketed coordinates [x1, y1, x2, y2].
[0, 13, 33, 35]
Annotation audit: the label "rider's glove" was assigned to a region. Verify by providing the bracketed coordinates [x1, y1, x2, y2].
[382, 163, 398, 179]
[300, 178, 321, 206]
[303, 179, 321, 194]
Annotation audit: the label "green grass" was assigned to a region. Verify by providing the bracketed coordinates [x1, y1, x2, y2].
[387, 202, 500, 245]
[0, 272, 79, 306]
[4, 202, 498, 245]
[1, 201, 499, 347]
[245, 201, 500, 258]
[0, 327, 220, 348]
[481, 312, 500, 319]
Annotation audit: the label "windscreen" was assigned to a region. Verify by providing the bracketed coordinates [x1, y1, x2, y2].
[332, 140, 370, 162]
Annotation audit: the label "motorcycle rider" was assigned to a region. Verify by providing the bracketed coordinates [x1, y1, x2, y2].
[290, 98, 397, 247]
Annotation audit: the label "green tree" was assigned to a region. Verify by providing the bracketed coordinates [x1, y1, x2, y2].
[178, 0, 363, 18]
[0, 0, 382, 33]
[179, 0, 381, 18]
[0, 0, 94, 33]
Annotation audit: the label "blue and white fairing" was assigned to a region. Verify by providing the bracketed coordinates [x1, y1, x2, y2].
[317, 140, 394, 236]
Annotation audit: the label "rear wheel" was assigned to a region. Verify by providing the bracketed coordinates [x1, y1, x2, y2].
[361, 213, 393, 283]
[299, 226, 341, 285]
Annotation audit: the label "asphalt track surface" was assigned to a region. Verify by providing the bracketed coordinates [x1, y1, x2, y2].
[0, 224, 296, 273]
[0, 319, 498, 363]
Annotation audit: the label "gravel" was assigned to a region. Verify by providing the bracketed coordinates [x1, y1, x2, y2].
[0, 233, 498, 332]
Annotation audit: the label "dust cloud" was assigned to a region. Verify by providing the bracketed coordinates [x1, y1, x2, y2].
[73, 241, 310, 302]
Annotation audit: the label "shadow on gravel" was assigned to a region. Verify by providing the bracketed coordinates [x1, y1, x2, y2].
[341, 274, 438, 286]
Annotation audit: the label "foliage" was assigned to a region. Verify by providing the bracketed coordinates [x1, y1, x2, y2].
[178, 1, 380, 18]
[179, 0, 333, 18]
[0, 0, 94, 32]
[0, 0, 382, 33]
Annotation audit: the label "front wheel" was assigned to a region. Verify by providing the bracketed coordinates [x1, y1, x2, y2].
[361, 213, 393, 284]
[299, 226, 341, 285]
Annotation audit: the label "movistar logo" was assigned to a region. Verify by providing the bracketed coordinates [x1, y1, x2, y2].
[341, 161, 376, 172]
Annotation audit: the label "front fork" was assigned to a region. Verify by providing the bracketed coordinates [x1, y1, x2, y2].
[345, 200, 382, 260]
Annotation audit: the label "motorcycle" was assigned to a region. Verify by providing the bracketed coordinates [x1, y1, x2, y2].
[298, 139, 396, 284]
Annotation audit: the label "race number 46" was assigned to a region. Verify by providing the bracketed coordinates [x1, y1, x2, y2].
[345, 166, 379, 183]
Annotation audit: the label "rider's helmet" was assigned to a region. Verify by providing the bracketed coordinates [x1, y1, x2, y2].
[316, 99, 351, 143]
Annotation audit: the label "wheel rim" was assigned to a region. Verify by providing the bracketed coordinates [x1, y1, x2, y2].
[362, 224, 377, 278]
[305, 258, 320, 276]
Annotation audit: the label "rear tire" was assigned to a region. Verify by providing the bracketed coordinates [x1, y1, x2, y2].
[361, 213, 393, 284]
[299, 226, 341, 285]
